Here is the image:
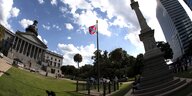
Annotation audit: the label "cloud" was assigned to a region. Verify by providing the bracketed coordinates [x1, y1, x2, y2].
[57, 43, 96, 67]
[124, 30, 143, 49]
[42, 24, 50, 30]
[10, 7, 20, 17]
[59, 6, 70, 17]
[38, 0, 44, 4]
[60, 0, 112, 37]
[51, 0, 57, 5]
[43, 39, 48, 44]
[77, 10, 112, 36]
[65, 23, 74, 30]
[60, 0, 93, 14]
[59, 0, 139, 37]
[19, 19, 33, 29]
[124, 30, 144, 57]
[67, 36, 71, 40]
[0, 0, 20, 30]
[37, 35, 48, 44]
[52, 24, 61, 30]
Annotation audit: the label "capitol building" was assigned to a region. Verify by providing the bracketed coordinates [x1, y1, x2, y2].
[0, 20, 63, 75]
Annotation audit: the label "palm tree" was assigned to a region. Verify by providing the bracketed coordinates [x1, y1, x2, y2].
[0, 26, 5, 41]
[0, 26, 5, 51]
[73, 53, 82, 92]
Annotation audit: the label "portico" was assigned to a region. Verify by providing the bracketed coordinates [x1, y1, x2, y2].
[8, 20, 47, 68]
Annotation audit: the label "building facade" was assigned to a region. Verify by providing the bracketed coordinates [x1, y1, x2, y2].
[44, 50, 63, 74]
[156, 0, 192, 60]
[184, 0, 192, 10]
[0, 20, 63, 74]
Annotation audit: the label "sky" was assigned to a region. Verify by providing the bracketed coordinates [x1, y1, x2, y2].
[0, 0, 192, 67]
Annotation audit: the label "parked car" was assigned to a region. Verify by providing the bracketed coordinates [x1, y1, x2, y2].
[30, 68, 36, 72]
[0, 52, 4, 58]
[18, 63, 24, 68]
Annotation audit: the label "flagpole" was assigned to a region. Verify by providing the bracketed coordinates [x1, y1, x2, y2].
[96, 20, 100, 92]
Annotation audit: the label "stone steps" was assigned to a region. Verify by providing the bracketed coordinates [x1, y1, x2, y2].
[135, 79, 187, 96]
[156, 78, 192, 96]
[142, 63, 169, 76]
[140, 74, 173, 87]
[143, 58, 165, 67]
[142, 69, 172, 82]
[135, 78, 180, 94]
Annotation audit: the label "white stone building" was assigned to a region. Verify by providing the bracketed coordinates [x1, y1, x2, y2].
[0, 20, 63, 74]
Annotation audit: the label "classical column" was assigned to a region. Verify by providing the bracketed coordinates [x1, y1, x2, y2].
[13, 37, 18, 49]
[21, 40, 26, 54]
[38, 48, 42, 60]
[16, 38, 21, 52]
[33, 46, 37, 59]
[30, 45, 34, 58]
[24, 42, 29, 56]
[27, 44, 32, 57]
[35, 47, 39, 60]
[19, 40, 24, 53]
[18, 39, 23, 52]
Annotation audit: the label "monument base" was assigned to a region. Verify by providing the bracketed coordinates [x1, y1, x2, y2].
[134, 48, 191, 96]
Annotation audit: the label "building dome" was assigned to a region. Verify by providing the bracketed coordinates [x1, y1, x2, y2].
[25, 20, 38, 36]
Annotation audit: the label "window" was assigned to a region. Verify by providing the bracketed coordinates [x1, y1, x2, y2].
[50, 61, 52, 66]
[58, 63, 60, 67]
[54, 62, 56, 67]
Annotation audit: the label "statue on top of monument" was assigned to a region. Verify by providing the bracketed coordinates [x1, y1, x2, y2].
[131, 0, 135, 3]
[25, 20, 38, 36]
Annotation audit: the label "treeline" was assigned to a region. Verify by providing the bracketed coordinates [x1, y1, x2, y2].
[61, 48, 144, 80]
[60, 41, 175, 80]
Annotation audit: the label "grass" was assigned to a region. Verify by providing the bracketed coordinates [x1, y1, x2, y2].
[171, 68, 192, 96]
[174, 68, 192, 78]
[0, 67, 82, 96]
[110, 82, 132, 96]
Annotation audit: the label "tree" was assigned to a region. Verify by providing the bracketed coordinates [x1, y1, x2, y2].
[109, 48, 124, 62]
[91, 50, 102, 77]
[79, 64, 93, 79]
[0, 26, 5, 41]
[187, 41, 192, 56]
[73, 53, 82, 92]
[134, 54, 144, 75]
[156, 41, 173, 60]
[60, 65, 76, 76]
[0, 26, 5, 51]
[109, 48, 128, 78]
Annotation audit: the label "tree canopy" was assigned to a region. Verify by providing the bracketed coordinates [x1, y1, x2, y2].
[156, 41, 173, 60]
[61, 48, 144, 80]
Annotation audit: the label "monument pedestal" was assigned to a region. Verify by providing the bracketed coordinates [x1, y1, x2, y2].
[130, 0, 192, 95]
[134, 48, 189, 96]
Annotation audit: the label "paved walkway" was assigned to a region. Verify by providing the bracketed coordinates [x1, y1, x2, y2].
[79, 90, 103, 96]
[0, 57, 12, 77]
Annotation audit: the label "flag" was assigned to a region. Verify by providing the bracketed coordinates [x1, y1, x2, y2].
[89, 25, 97, 35]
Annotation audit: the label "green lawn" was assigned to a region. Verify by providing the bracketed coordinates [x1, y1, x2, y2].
[110, 82, 132, 96]
[0, 67, 82, 96]
[174, 68, 192, 78]
[171, 68, 192, 96]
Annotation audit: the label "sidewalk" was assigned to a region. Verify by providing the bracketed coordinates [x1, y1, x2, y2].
[0, 57, 12, 77]
[79, 90, 103, 96]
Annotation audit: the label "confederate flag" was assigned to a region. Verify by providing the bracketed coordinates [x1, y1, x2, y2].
[89, 25, 97, 35]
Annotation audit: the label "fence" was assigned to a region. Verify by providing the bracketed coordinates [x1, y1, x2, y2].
[78, 80, 120, 96]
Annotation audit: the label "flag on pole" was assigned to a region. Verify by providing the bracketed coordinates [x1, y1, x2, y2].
[89, 24, 97, 35]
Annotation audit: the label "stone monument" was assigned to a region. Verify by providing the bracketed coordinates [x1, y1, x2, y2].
[130, 0, 191, 95]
